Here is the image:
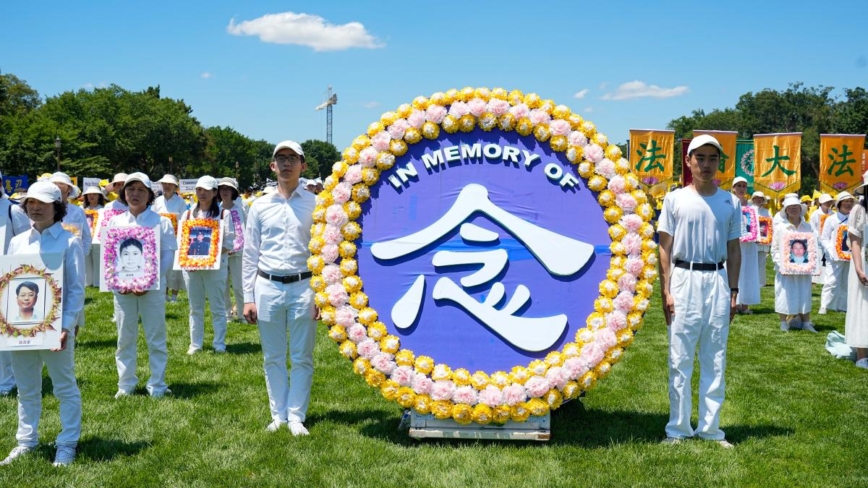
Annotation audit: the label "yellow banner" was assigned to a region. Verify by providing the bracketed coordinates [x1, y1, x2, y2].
[629, 129, 675, 188]
[693, 130, 737, 189]
[819, 134, 865, 193]
[753, 133, 801, 199]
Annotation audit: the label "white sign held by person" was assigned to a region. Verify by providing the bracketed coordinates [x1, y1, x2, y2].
[180, 179, 198, 193]
[0, 253, 64, 350]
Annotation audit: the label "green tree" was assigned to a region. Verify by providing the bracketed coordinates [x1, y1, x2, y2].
[300, 139, 340, 179]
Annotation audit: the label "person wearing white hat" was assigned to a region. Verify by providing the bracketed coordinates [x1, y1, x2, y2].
[180, 176, 235, 354]
[50, 173, 92, 332]
[809, 193, 835, 285]
[657, 135, 740, 448]
[1, 181, 84, 467]
[730, 177, 759, 314]
[153, 174, 188, 302]
[81, 186, 106, 288]
[845, 170, 868, 369]
[771, 196, 817, 332]
[243, 140, 317, 436]
[0, 171, 32, 396]
[107, 173, 177, 398]
[218, 177, 246, 322]
[103, 173, 129, 212]
[819, 191, 856, 313]
[751, 191, 772, 287]
[772, 193, 800, 227]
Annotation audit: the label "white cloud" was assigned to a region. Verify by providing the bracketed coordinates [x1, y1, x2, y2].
[598, 82, 609, 90]
[583, 107, 594, 113]
[227, 12, 384, 52]
[573, 89, 589, 99]
[601, 81, 689, 101]
[201, 72, 212, 79]
[82, 82, 107, 90]
[363, 101, 380, 109]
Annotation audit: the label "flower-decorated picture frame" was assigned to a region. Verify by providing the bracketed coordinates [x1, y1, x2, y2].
[94, 208, 126, 245]
[61, 223, 82, 238]
[175, 218, 222, 270]
[227, 208, 244, 253]
[740, 206, 758, 243]
[836, 225, 851, 261]
[85, 209, 99, 237]
[0, 253, 63, 350]
[159, 213, 178, 235]
[309, 87, 658, 425]
[757, 216, 773, 245]
[780, 231, 817, 275]
[819, 213, 831, 235]
[100, 225, 160, 293]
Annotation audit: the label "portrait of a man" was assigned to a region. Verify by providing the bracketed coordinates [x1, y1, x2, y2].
[187, 227, 212, 256]
[6, 279, 47, 325]
[117, 238, 145, 278]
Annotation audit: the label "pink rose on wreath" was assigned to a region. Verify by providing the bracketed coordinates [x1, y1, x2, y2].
[616, 193, 638, 213]
[595, 327, 617, 350]
[486, 98, 510, 116]
[412, 373, 434, 395]
[335, 306, 357, 327]
[390, 366, 415, 386]
[425, 104, 447, 124]
[617, 273, 637, 293]
[508, 103, 530, 119]
[524, 376, 551, 398]
[371, 353, 396, 374]
[528, 109, 552, 126]
[322, 225, 343, 246]
[344, 165, 363, 185]
[332, 182, 353, 204]
[325, 284, 349, 307]
[371, 131, 391, 152]
[606, 311, 628, 331]
[467, 98, 487, 117]
[431, 380, 456, 401]
[613, 291, 635, 313]
[358, 147, 378, 167]
[568, 131, 588, 147]
[585, 144, 604, 163]
[321, 244, 339, 264]
[502, 384, 527, 406]
[549, 119, 572, 137]
[347, 324, 367, 343]
[580, 342, 605, 368]
[608, 175, 627, 194]
[321, 264, 343, 285]
[563, 357, 589, 379]
[453, 386, 478, 405]
[621, 214, 643, 232]
[595, 159, 616, 179]
[448, 101, 470, 118]
[622, 233, 643, 255]
[387, 119, 409, 140]
[478, 385, 503, 407]
[546, 367, 568, 390]
[326, 206, 349, 228]
[356, 339, 380, 359]
[407, 109, 426, 129]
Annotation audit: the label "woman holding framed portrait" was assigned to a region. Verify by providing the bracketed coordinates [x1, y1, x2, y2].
[771, 196, 816, 332]
[752, 191, 772, 287]
[219, 177, 246, 323]
[1, 181, 84, 467]
[82, 186, 105, 288]
[179, 176, 235, 354]
[105, 173, 177, 399]
[845, 171, 868, 370]
[819, 192, 855, 314]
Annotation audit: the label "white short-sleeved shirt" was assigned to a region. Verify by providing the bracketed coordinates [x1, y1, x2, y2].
[657, 187, 742, 264]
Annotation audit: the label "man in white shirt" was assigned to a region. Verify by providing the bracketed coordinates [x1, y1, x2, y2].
[243, 140, 317, 436]
[152, 174, 188, 301]
[0, 174, 31, 395]
[658, 135, 741, 448]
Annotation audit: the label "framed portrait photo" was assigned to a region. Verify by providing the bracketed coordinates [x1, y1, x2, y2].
[100, 226, 161, 293]
[757, 216, 773, 245]
[159, 213, 178, 235]
[94, 208, 125, 245]
[835, 225, 851, 261]
[85, 209, 99, 237]
[780, 232, 818, 276]
[175, 218, 222, 271]
[0, 253, 64, 350]
[740, 206, 759, 243]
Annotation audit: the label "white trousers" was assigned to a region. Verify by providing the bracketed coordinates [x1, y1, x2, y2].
[0, 351, 15, 391]
[10, 334, 81, 448]
[758, 251, 768, 287]
[114, 290, 169, 395]
[255, 276, 316, 423]
[166, 269, 184, 292]
[821, 260, 849, 311]
[666, 267, 730, 440]
[85, 244, 100, 287]
[224, 253, 243, 319]
[183, 265, 228, 350]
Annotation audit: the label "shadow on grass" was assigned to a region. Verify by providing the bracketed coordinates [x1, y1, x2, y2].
[226, 342, 261, 355]
[78, 437, 150, 462]
[310, 401, 794, 448]
[78, 338, 118, 350]
[169, 381, 221, 399]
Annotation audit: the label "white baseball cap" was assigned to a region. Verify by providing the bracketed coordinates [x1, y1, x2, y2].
[273, 140, 304, 158]
[196, 176, 219, 190]
[751, 191, 767, 201]
[818, 193, 834, 204]
[836, 191, 855, 204]
[49, 172, 81, 199]
[106, 173, 128, 192]
[157, 174, 180, 186]
[218, 177, 238, 192]
[687, 134, 724, 155]
[733, 176, 748, 186]
[23, 180, 62, 204]
[82, 186, 105, 197]
[124, 172, 153, 192]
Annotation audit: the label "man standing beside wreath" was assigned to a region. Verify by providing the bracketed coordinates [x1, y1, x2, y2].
[657, 135, 741, 448]
[242, 140, 317, 436]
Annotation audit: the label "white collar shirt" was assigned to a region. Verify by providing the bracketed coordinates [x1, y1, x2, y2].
[62, 203, 93, 255]
[8, 222, 85, 332]
[242, 185, 315, 302]
[153, 193, 188, 217]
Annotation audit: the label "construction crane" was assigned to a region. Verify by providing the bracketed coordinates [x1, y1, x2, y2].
[314, 85, 338, 145]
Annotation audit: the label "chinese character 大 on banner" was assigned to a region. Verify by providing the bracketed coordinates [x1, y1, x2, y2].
[819, 134, 866, 193]
[629, 129, 674, 188]
[753, 133, 802, 199]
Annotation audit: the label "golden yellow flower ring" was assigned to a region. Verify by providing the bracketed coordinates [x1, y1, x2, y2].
[310, 88, 657, 425]
[0, 264, 62, 337]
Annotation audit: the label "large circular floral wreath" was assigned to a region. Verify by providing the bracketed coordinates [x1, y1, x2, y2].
[308, 88, 658, 425]
[0, 264, 62, 337]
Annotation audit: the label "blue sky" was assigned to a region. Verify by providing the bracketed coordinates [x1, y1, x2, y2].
[2, 1, 866, 150]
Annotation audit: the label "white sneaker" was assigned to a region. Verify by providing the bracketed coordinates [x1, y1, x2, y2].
[818, 308, 827, 315]
[187, 346, 201, 355]
[289, 422, 309, 436]
[0, 445, 33, 465]
[780, 323, 789, 332]
[718, 439, 734, 449]
[150, 389, 172, 399]
[856, 358, 868, 370]
[660, 437, 682, 445]
[114, 389, 132, 399]
[801, 323, 818, 333]
[53, 445, 76, 467]
[265, 420, 286, 432]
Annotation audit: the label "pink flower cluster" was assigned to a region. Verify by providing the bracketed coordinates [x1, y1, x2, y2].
[103, 225, 159, 293]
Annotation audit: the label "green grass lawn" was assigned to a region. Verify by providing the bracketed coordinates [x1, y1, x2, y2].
[0, 265, 866, 487]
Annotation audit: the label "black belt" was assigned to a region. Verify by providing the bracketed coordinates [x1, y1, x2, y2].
[674, 259, 725, 271]
[258, 270, 312, 283]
